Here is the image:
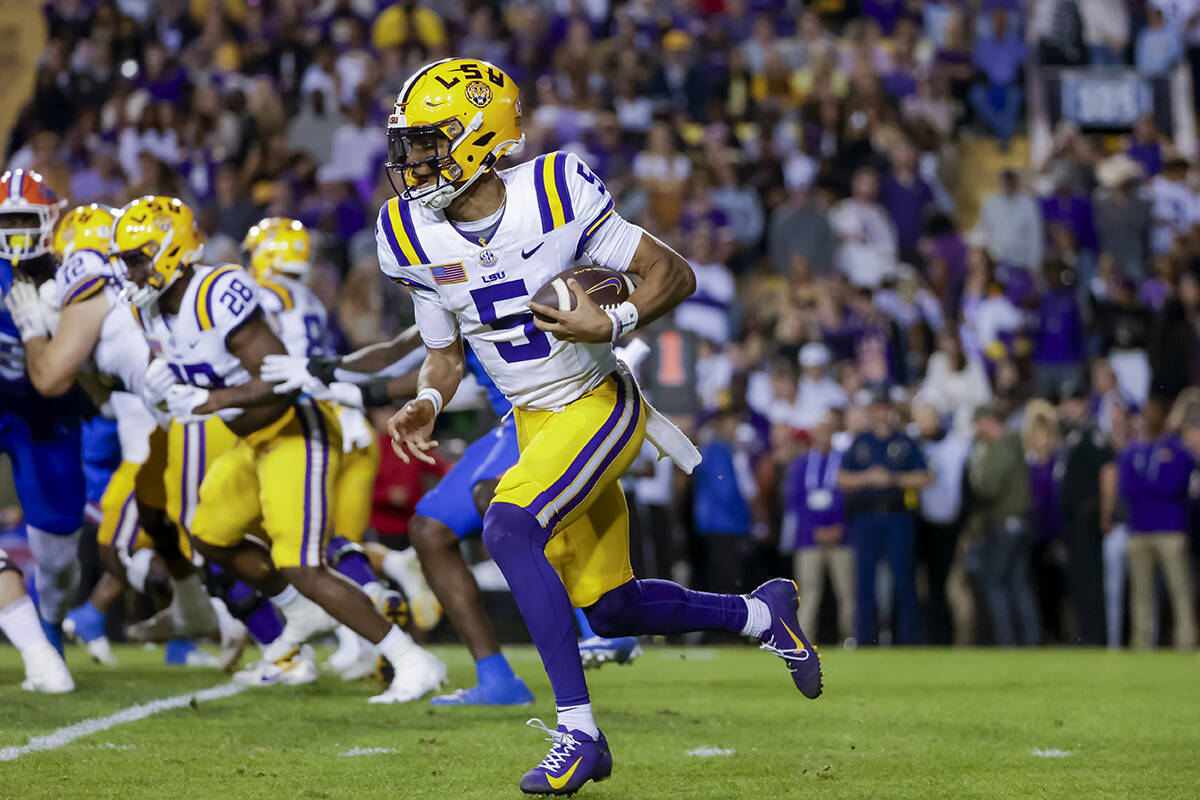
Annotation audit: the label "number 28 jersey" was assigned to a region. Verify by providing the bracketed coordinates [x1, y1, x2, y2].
[136, 264, 258, 391]
[377, 150, 643, 411]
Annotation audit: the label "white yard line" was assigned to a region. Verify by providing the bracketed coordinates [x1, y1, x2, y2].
[339, 747, 398, 757]
[0, 682, 246, 762]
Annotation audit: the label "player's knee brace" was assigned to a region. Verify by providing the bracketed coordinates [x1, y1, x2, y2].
[325, 536, 366, 570]
[136, 503, 186, 564]
[481, 503, 548, 565]
[26, 526, 82, 622]
[584, 579, 643, 638]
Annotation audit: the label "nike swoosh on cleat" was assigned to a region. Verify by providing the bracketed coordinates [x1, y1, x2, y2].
[521, 242, 544, 259]
[780, 618, 806, 652]
[546, 757, 583, 790]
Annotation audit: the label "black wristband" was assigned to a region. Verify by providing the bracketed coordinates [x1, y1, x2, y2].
[360, 378, 394, 408]
[307, 355, 341, 385]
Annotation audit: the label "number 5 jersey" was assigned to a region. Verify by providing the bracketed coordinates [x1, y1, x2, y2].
[376, 150, 644, 411]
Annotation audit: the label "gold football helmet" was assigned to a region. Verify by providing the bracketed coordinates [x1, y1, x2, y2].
[385, 57, 523, 210]
[53, 204, 117, 261]
[110, 196, 204, 312]
[242, 217, 312, 283]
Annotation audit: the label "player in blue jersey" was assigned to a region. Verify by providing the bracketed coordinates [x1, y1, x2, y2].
[0, 168, 86, 653]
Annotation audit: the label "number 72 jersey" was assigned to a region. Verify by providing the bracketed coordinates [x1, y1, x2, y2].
[376, 150, 642, 410]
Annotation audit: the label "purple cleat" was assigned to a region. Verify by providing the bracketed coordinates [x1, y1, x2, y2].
[519, 719, 612, 796]
[752, 578, 823, 699]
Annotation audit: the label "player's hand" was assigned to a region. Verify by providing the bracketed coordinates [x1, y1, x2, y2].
[528, 279, 613, 344]
[3, 279, 49, 342]
[37, 279, 61, 335]
[164, 384, 212, 423]
[142, 358, 178, 406]
[261, 353, 323, 395]
[321, 381, 365, 411]
[387, 398, 439, 465]
[337, 404, 374, 453]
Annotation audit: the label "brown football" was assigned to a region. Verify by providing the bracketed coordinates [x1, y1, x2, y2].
[531, 265, 637, 322]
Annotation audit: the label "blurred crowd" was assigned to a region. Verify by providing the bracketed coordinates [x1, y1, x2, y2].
[8, 0, 1200, 647]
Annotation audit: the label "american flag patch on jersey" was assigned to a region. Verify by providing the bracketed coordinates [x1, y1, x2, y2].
[429, 261, 467, 284]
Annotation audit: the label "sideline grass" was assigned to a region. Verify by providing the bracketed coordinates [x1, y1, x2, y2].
[2, 644, 1197, 799]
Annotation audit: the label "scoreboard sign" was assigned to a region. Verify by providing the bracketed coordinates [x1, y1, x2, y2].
[1047, 69, 1171, 132]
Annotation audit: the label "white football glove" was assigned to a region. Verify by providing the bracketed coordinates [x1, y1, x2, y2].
[261, 353, 324, 395]
[337, 404, 375, 453]
[164, 384, 211, 423]
[142, 359, 178, 407]
[38, 279, 62, 335]
[321, 381, 365, 411]
[3, 280, 49, 342]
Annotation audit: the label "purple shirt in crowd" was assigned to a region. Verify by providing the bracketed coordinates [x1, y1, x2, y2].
[1035, 287, 1085, 364]
[1119, 436, 1196, 534]
[881, 173, 934, 249]
[782, 448, 846, 550]
[1028, 451, 1064, 546]
[1041, 194, 1098, 253]
[973, 29, 1027, 86]
[1126, 141, 1162, 177]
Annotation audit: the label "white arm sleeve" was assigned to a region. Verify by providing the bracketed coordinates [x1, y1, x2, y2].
[583, 212, 643, 271]
[411, 288, 459, 350]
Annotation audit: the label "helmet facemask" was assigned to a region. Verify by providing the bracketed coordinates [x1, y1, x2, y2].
[0, 208, 56, 269]
[112, 235, 193, 315]
[385, 113, 491, 210]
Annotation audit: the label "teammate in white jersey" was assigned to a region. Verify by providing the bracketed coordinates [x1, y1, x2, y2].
[381, 58, 823, 795]
[111, 195, 443, 702]
[8, 203, 246, 668]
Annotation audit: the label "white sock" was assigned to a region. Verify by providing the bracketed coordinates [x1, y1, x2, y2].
[361, 580, 383, 604]
[270, 584, 301, 610]
[0, 595, 49, 653]
[556, 703, 599, 739]
[375, 624, 414, 664]
[741, 596, 770, 639]
[381, 549, 410, 586]
[209, 597, 241, 640]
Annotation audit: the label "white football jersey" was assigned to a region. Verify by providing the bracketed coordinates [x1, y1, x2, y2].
[54, 248, 151, 398]
[136, 264, 256, 391]
[377, 151, 642, 410]
[256, 273, 334, 358]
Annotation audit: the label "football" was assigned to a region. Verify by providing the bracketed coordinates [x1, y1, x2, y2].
[531, 265, 638, 322]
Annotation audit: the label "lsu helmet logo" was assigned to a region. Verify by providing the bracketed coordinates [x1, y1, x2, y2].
[465, 80, 492, 108]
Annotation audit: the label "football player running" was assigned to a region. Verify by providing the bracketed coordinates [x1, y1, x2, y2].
[9, 203, 248, 669]
[240, 216, 405, 682]
[111, 195, 444, 703]
[381, 58, 823, 795]
[0, 169, 88, 656]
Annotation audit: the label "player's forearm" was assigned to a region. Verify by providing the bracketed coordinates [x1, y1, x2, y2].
[199, 379, 291, 413]
[624, 234, 696, 328]
[22, 336, 78, 397]
[417, 338, 465, 410]
[339, 326, 423, 374]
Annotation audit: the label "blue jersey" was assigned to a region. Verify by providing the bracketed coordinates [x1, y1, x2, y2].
[465, 344, 512, 418]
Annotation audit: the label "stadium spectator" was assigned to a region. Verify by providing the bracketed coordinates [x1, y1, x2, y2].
[920, 328, 993, 436]
[692, 409, 757, 594]
[978, 170, 1044, 273]
[838, 391, 930, 645]
[793, 343, 850, 431]
[1092, 154, 1150, 282]
[781, 413, 854, 645]
[969, 8, 1026, 148]
[1134, 5, 1183, 76]
[1119, 398, 1199, 649]
[767, 182, 836, 277]
[829, 166, 898, 289]
[913, 396, 972, 646]
[968, 405, 1039, 647]
[1081, 0, 1130, 66]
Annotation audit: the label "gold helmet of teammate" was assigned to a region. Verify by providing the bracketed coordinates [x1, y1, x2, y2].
[52, 204, 117, 261]
[242, 217, 312, 283]
[109, 195, 205, 312]
[385, 57, 523, 210]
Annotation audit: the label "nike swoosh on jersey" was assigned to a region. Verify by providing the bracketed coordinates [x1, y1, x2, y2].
[521, 242, 545, 259]
[547, 757, 583, 790]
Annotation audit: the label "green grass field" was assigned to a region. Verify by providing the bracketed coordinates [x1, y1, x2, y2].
[2, 644, 1198, 799]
